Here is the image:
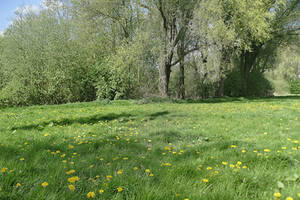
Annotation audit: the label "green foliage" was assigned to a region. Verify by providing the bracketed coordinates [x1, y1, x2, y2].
[0, 7, 97, 106]
[224, 69, 274, 97]
[290, 79, 300, 94]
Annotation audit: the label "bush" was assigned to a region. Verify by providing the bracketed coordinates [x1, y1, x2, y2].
[290, 79, 300, 94]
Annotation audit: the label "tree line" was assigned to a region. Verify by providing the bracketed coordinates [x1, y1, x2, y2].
[0, 0, 299, 106]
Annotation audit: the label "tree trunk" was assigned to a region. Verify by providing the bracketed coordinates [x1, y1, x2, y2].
[159, 58, 171, 97]
[178, 39, 185, 99]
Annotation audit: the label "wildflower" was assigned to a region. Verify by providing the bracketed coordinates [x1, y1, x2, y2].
[264, 149, 271, 152]
[66, 170, 75, 175]
[0, 188, 2, 192]
[68, 185, 75, 191]
[202, 179, 209, 183]
[222, 162, 227, 165]
[99, 189, 104, 194]
[206, 167, 212, 170]
[145, 169, 150, 173]
[1, 168, 8, 173]
[150, 173, 154, 176]
[68, 176, 79, 183]
[231, 145, 237, 148]
[273, 192, 281, 198]
[41, 182, 49, 187]
[133, 167, 138, 171]
[117, 169, 123, 175]
[286, 197, 293, 200]
[20, 158, 25, 161]
[87, 192, 95, 198]
[117, 187, 123, 192]
[16, 183, 21, 187]
[237, 161, 242, 165]
[106, 175, 112, 179]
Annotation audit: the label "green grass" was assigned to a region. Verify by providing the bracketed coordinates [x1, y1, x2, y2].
[0, 97, 300, 200]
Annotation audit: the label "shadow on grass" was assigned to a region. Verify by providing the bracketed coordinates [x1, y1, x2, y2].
[11, 113, 133, 131]
[10, 111, 170, 131]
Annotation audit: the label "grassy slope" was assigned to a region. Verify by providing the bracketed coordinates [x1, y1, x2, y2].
[0, 98, 300, 200]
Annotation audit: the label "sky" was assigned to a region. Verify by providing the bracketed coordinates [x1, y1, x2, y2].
[0, 0, 42, 33]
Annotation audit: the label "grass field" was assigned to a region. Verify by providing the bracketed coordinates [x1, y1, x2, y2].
[0, 97, 300, 200]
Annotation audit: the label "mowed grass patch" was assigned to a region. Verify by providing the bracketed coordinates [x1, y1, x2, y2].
[0, 98, 300, 200]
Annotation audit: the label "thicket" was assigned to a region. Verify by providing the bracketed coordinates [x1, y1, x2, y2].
[0, 0, 299, 106]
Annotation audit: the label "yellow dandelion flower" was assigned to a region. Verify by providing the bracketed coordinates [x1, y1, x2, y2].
[117, 169, 123, 175]
[133, 167, 138, 171]
[16, 183, 21, 187]
[206, 167, 212, 170]
[69, 145, 74, 149]
[66, 170, 75, 175]
[1, 168, 8, 173]
[117, 187, 123, 192]
[286, 197, 293, 200]
[68, 185, 75, 191]
[99, 189, 104, 194]
[41, 182, 49, 187]
[150, 173, 154, 176]
[222, 162, 228, 165]
[87, 192, 95, 198]
[20, 158, 25, 161]
[273, 192, 281, 198]
[145, 169, 150, 173]
[264, 149, 270, 152]
[202, 179, 208, 183]
[106, 175, 112, 179]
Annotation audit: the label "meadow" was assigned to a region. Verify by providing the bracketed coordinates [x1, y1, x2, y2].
[0, 97, 300, 200]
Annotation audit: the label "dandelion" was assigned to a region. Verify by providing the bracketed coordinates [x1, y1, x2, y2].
[264, 149, 271, 152]
[68, 176, 79, 183]
[273, 192, 281, 198]
[66, 170, 75, 175]
[202, 179, 208, 183]
[222, 162, 227, 165]
[133, 167, 138, 171]
[117, 187, 123, 192]
[99, 189, 104, 194]
[20, 158, 25, 161]
[286, 197, 293, 200]
[106, 175, 112, 179]
[117, 169, 123, 175]
[41, 182, 49, 187]
[206, 167, 212, 170]
[145, 169, 150, 173]
[16, 183, 21, 187]
[87, 192, 95, 198]
[68, 185, 75, 191]
[1, 168, 8, 173]
[150, 173, 154, 176]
